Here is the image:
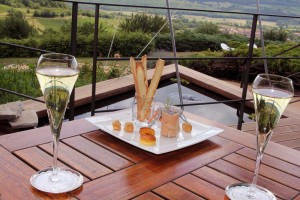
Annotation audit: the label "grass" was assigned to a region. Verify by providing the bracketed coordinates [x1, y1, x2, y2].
[32, 17, 71, 31]
[0, 57, 127, 104]
[0, 66, 116, 104]
[0, 4, 13, 15]
[28, 15, 120, 33]
[0, 68, 41, 103]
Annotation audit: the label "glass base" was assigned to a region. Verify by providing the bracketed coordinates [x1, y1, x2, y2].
[133, 120, 153, 128]
[30, 167, 83, 194]
[225, 183, 276, 200]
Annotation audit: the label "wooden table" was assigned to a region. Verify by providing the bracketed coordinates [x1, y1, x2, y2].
[0, 112, 299, 200]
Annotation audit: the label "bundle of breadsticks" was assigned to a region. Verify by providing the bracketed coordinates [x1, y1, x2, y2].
[130, 55, 165, 121]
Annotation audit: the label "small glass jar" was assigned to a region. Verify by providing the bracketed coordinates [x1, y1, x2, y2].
[132, 94, 155, 127]
[160, 106, 182, 138]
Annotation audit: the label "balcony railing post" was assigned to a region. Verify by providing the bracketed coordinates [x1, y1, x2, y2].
[165, 0, 184, 110]
[91, 4, 100, 116]
[69, 2, 78, 120]
[237, 14, 258, 130]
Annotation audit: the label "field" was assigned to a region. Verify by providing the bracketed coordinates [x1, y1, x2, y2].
[183, 15, 277, 27]
[1, 1, 300, 38]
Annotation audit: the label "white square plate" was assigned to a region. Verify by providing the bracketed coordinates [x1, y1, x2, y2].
[85, 110, 223, 154]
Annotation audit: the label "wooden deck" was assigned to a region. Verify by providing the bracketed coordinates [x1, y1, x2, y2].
[231, 118, 300, 151]
[3, 64, 300, 150]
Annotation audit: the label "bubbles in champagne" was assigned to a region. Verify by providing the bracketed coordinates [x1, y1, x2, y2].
[44, 85, 69, 131]
[253, 88, 292, 154]
[36, 67, 79, 136]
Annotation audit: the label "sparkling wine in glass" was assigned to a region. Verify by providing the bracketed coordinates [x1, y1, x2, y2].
[30, 53, 83, 194]
[225, 74, 294, 200]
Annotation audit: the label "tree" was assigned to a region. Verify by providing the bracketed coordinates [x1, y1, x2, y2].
[264, 29, 288, 42]
[195, 21, 220, 35]
[60, 22, 107, 36]
[0, 10, 36, 39]
[119, 13, 169, 34]
[0, 0, 65, 8]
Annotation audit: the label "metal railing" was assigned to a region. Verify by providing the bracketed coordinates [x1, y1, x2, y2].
[1, 0, 300, 129]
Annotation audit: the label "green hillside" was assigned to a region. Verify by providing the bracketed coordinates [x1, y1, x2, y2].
[0, 0, 65, 8]
[77, 0, 300, 17]
[1, 0, 299, 18]
[74, 0, 300, 27]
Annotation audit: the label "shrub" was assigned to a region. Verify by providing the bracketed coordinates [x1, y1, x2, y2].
[33, 9, 58, 18]
[81, 10, 94, 17]
[119, 13, 169, 34]
[156, 31, 227, 52]
[60, 22, 107, 36]
[264, 28, 288, 42]
[39, 34, 70, 54]
[0, 38, 40, 58]
[0, 31, 153, 58]
[0, 10, 36, 39]
[196, 21, 221, 35]
[112, 32, 153, 56]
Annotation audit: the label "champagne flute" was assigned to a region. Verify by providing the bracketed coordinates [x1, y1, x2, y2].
[225, 74, 294, 200]
[30, 53, 83, 194]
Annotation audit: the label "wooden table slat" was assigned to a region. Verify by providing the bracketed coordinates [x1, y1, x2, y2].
[294, 194, 300, 200]
[278, 138, 300, 149]
[192, 166, 285, 200]
[237, 148, 300, 178]
[238, 124, 300, 140]
[83, 130, 154, 163]
[132, 192, 164, 200]
[0, 146, 74, 199]
[14, 146, 69, 170]
[63, 136, 133, 171]
[39, 142, 112, 180]
[174, 174, 225, 200]
[14, 146, 90, 183]
[77, 137, 242, 199]
[153, 182, 205, 200]
[209, 159, 298, 200]
[272, 124, 300, 135]
[240, 118, 300, 132]
[217, 125, 300, 166]
[0, 119, 98, 152]
[295, 147, 300, 151]
[272, 131, 300, 142]
[192, 166, 240, 189]
[223, 153, 300, 190]
[184, 112, 300, 166]
[0, 146, 36, 199]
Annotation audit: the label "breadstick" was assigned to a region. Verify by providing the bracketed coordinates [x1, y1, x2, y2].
[136, 61, 147, 98]
[130, 57, 138, 93]
[136, 62, 148, 120]
[140, 59, 165, 121]
[141, 55, 148, 87]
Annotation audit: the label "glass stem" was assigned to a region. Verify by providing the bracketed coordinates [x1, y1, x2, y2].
[52, 132, 59, 176]
[251, 152, 263, 188]
[49, 126, 61, 183]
